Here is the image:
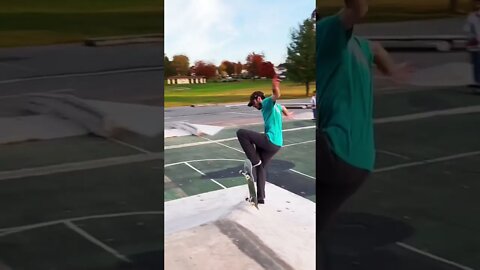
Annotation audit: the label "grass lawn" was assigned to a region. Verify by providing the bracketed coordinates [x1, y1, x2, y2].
[164, 79, 315, 107]
[317, 0, 472, 22]
[0, 0, 163, 47]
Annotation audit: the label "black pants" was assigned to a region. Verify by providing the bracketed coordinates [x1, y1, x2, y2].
[236, 129, 281, 200]
[316, 131, 370, 232]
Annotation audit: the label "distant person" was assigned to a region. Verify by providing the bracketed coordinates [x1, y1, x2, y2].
[311, 90, 317, 120]
[316, 0, 412, 232]
[464, 0, 480, 90]
[236, 75, 292, 205]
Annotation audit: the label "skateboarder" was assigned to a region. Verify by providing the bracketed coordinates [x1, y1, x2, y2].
[316, 0, 412, 232]
[236, 75, 291, 204]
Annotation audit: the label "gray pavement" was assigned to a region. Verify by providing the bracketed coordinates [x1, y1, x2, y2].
[0, 43, 163, 117]
[165, 98, 313, 127]
[0, 43, 162, 81]
[355, 17, 466, 36]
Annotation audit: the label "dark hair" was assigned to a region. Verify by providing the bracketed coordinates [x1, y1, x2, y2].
[247, 91, 265, 106]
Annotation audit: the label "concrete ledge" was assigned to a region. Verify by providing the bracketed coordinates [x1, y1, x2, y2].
[363, 35, 468, 52]
[165, 183, 316, 270]
[84, 34, 163, 47]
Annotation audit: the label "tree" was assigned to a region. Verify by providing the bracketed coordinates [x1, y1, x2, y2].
[164, 55, 176, 78]
[259, 61, 276, 78]
[245, 52, 265, 77]
[234, 62, 243, 75]
[171, 54, 190, 76]
[194, 61, 217, 79]
[285, 18, 316, 96]
[226, 61, 235, 75]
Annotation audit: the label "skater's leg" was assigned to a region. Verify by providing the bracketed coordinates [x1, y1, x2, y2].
[316, 132, 369, 232]
[236, 129, 265, 165]
[255, 140, 280, 202]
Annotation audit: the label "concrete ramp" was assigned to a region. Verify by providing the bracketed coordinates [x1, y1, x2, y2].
[0, 94, 165, 144]
[165, 122, 224, 138]
[26, 94, 164, 138]
[165, 183, 316, 270]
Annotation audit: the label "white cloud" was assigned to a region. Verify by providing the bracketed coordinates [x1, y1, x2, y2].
[165, 0, 314, 66]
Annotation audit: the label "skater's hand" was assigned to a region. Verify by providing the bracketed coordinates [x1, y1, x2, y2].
[272, 74, 280, 91]
[283, 110, 294, 119]
[391, 62, 414, 84]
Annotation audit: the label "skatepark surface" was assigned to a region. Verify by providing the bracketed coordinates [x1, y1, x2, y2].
[164, 183, 316, 270]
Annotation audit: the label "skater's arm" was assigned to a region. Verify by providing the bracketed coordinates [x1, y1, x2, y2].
[317, 0, 367, 62]
[372, 42, 395, 76]
[372, 41, 412, 84]
[281, 105, 289, 115]
[271, 75, 281, 101]
[281, 105, 294, 118]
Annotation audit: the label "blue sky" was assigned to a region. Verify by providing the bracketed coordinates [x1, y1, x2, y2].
[165, 0, 314, 66]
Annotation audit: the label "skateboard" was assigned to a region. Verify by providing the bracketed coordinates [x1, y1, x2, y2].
[239, 159, 259, 209]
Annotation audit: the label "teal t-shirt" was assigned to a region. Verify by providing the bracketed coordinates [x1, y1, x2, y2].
[316, 14, 375, 171]
[262, 96, 283, 147]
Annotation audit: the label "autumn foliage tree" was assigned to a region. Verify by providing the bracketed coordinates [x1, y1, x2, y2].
[219, 60, 235, 76]
[235, 62, 243, 75]
[246, 52, 265, 77]
[194, 61, 217, 79]
[259, 61, 276, 78]
[171, 54, 190, 76]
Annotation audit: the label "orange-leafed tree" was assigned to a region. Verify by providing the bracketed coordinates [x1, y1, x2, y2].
[245, 52, 265, 77]
[194, 61, 217, 79]
[260, 61, 276, 78]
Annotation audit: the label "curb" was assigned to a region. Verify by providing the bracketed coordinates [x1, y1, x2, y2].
[84, 34, 163, 47]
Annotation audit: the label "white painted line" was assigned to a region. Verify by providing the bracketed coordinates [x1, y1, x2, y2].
[0, 211, 163, 236]
[64, 221, 132, 263]
[165, 158, 244, 168]
[0, 88, 75, 99]
[289, 169, 315, 180]
[165, 125, 315, 150]
[167, 105, 480, 150]
[226, 112, 258, 116]
[109, 138, 151, 154]
[377, 149, 410, 160]
[0, 152, 163, 181]
[375, 151, 480, 173]
[165, 137, 237, 149]
[184, 162, 227, 189]
[0, 67, 162, 85]
[200, 136, 244, 153]
[396, 242, 474, 270]
[374, 105, 480, 124]
[283, 140, 315, 148]
[225, 103, 246, 108]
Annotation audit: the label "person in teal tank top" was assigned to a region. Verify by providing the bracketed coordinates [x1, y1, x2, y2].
[316, 0, 412, 232]
[236, 75, 293, 204]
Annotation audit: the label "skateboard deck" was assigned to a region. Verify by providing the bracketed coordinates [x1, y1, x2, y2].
[239, 159, 258, 209]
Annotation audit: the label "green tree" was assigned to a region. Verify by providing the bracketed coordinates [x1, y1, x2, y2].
[164, 54, 176, 78]
[285, 18, 315, 96]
